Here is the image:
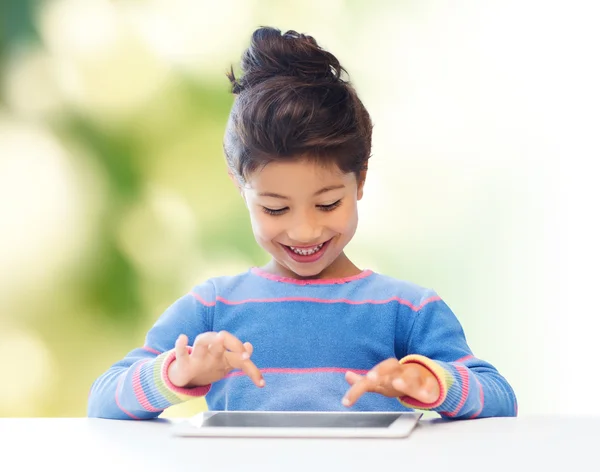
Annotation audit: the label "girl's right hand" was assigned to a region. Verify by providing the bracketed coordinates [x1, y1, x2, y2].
[167, 331, 265, 389]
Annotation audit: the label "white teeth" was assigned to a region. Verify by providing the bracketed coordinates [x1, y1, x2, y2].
[289, 243, 324, 256]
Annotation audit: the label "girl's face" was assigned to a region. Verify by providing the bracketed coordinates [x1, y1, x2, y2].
[241, 159, 365, 280]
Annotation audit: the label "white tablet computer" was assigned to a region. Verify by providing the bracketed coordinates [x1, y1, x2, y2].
[172, 411, 422, 438]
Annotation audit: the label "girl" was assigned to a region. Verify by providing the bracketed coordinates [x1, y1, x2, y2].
[88, 27, 517, 420]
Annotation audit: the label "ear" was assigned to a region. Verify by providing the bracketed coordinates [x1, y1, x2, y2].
[228, 168, 248, 206]
[228, 168, 243, 193]
[357, 169, 367, 200]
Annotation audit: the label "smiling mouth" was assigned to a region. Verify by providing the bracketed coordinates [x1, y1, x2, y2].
[281, 239, 332, 262]
[288, 243, 324, 256]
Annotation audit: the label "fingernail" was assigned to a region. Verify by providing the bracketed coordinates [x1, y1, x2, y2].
[366, 371, 378, 381]
[241, 352, 250, 360]
[342, 397, 350, 406]
[259, 379, 265, 387]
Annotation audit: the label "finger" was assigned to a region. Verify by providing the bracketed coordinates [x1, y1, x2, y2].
[226, 352, 265, 388]
[239, 360, 265, 388]
[190, 335, 209, 359]
[344, 371, 363, 386]
[342, 374, 377, 407]
[174, 334, 189, 359]
[342, 358, 402, 406]
[218, 331, 247, 353]
[207, 336, 226, 357]
[188, 331, 220, 347]
[364, 359, 410, 394]
[187, 332, 221, 358]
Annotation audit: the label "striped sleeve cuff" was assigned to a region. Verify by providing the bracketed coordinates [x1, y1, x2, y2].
[136, 348, 211, 410]
[396, 354, 454, 410]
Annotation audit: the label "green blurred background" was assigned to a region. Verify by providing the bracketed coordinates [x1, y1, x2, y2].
[2, 0, 592, 418]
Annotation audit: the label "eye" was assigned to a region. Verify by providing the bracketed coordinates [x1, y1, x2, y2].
[262, 206, 288, 216]
[317, 200, 342, 212]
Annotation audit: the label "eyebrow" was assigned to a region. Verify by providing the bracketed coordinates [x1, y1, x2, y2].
[258, 185, 346, 200]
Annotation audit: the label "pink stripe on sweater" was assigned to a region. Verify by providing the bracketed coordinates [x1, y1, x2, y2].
[115, 373, 141, 420]
[454, 354, 474, 363]
[251, 267, 373, 285]
[442, 365, 470, 417]
[203, 295, 441, 310]
[142, 346, 161, 355]
[469, 378, 485, 419]
[132, 360, 162, 412]
[190, 292, 216, 306]
[225, 367, 369, 378]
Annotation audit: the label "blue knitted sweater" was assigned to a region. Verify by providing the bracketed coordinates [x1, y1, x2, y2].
[87, 268, 517, 419]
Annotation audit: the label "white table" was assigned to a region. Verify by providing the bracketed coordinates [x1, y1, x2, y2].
[0, 416, 597, 471]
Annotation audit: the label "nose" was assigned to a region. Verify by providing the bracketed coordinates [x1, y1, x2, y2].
[287, 212, 323, 244]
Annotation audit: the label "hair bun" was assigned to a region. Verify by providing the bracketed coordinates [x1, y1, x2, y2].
[229, 27, 345, 93]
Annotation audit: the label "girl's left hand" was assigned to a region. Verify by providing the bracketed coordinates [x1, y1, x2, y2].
[342, 358, 440, 407]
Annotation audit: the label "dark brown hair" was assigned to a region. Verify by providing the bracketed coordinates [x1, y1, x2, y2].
[224, 27, 373, 183]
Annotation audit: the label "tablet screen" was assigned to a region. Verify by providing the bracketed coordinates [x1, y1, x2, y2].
[202, 412, 404, 428]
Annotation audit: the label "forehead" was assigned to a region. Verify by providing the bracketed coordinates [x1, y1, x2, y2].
[245, 160, 354, 194]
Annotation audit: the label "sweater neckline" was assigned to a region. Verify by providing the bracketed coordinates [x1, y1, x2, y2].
[250, 267, 374, 286]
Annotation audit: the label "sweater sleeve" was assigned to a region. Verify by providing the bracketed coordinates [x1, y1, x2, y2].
[87, 282, 215, 419]
[396, 291, 518, 419]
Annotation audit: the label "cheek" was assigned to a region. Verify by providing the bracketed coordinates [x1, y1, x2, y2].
[249, 211, 280, 242]
[333, 204, 359, 234]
